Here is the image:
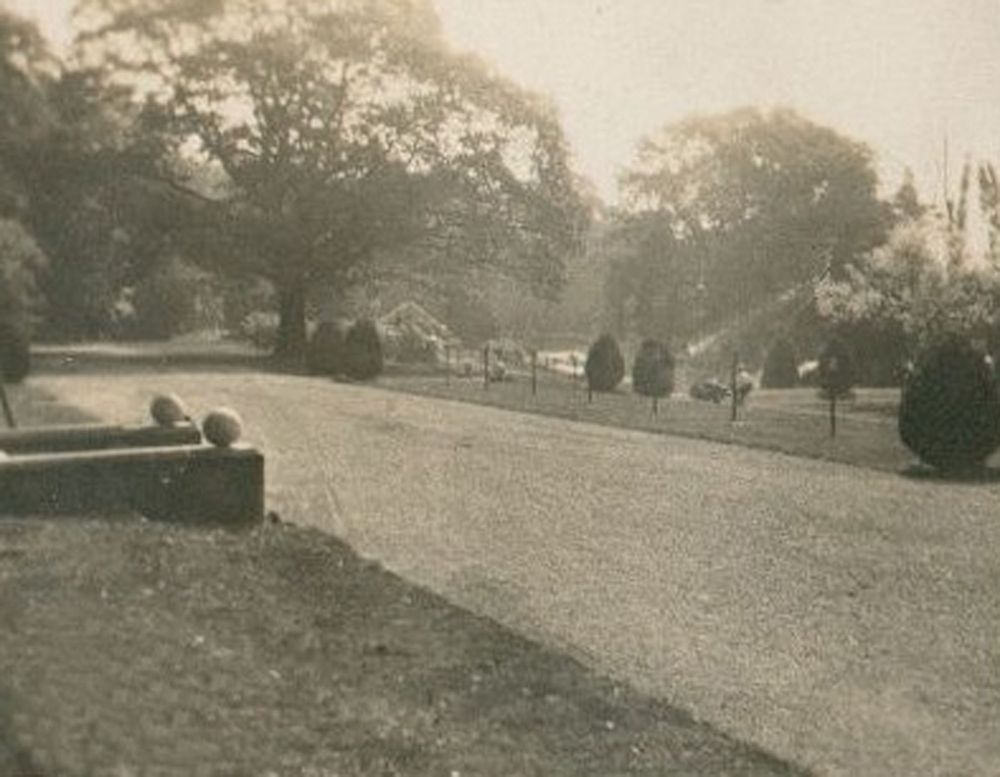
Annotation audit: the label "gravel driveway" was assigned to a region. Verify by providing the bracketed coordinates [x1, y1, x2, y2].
[39, 371, 1000, 776]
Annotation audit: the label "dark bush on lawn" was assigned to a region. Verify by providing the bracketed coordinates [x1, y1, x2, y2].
[632, 339, 674, 399]
[817, 338, 855, 399]
[0, 320, 30, 384]
[899, 335, 1000, 470]
[306, 321, 347, 375]
[762, 338, 799, 389]
[585, 334, 625, 393]
[343, 319, 384, 381]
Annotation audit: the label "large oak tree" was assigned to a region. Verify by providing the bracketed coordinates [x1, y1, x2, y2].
[74, 0, 589, 357]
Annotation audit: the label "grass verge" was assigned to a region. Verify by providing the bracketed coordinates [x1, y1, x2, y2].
[377, 369, 941, 474]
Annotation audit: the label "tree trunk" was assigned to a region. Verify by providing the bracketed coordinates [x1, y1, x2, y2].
[275, 280, 308, 361]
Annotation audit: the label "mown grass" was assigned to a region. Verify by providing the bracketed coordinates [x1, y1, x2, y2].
[0, 379, 802, 775]
[0, 518, 803, 776]
[4, 381, 98, 428]
[378, 368, 931, 474]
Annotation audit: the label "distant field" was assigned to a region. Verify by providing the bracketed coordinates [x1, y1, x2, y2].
[378, 367, 926, 473]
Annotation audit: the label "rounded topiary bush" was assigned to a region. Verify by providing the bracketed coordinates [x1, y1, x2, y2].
[306, 320, 347, 376]
[899, 336, 1000, 471]
[0, 320, 30, 384]
[342, 319, 383, 381]
[817, 338, 855, 399]
[585, 334, 625, 393]
[762, 338, 799, 389]
[632, 339, 674, 400]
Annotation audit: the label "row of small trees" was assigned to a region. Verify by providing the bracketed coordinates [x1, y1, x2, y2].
[583, 331, 1000, 473]
[584, 334, 674, 414]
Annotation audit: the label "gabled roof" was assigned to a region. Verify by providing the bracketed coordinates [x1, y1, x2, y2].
[379, 301, 452, 339]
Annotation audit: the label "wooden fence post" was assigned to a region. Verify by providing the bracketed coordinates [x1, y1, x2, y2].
[730, 352, 739, 423]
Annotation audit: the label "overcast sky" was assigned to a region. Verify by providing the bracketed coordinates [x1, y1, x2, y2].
[10, 0, 1000, 205]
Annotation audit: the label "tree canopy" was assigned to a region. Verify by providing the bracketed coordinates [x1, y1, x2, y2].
[74, 0, 590, 356]
[612, 107, 889, 341]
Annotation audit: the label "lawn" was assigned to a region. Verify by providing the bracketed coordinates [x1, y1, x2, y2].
[378, 366, 925, 474]
[0, 379, 800, 776]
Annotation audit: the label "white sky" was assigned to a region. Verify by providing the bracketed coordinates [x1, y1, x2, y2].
[9, 0, 1000, 206]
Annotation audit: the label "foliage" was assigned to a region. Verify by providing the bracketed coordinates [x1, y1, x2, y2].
[631, 339, 674, 399]
[392, 325, 439, 364]
[241, 311, 280, 352]
[614, 107, 888, 341]
[342, 319, 383, 381]
[816, 214, 1000, 381]
[76, 0, 590, 358]
[604, 213, 694, 342]
[306, 320, 348, 376]
[0, 6, 184, 340]
[817, 338, 855, 399]
[899, 336, 1000, 470]
[0, 8, 56, 218]
[0, 218, 48, 335]
[129, 256, 217, 340]
[0, 318, 30, 384]
[585, 333, 624, 393]
[761, 338, 799, 389]
[891, 168, 926, 226]
[980, 163, 1000, 265]
[443, 281, 499, 345]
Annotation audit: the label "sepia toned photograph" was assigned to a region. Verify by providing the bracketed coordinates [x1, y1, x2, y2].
[1, 1, 998, 774]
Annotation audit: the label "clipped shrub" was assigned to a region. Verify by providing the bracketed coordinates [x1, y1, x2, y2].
[899, 336, 1000, 470]
[0, 320, 30, 384]
[632, 339, 674, 399]
[342, 319, 383, 381]
[762, 338, 799, 389]
[585, 334, 625, 393]
[306, 320, 347, 375]
[817, 338, 855, 399]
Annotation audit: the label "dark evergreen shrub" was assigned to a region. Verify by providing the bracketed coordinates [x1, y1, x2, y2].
[899, 336, 1000, 470]
[762, 338, 799, 389]
[306, 321, 347, 375]
[585, 334, 625, 393]
[632, 339, 674, 399]
[817, 338, 855, 399]
[343, 319, 383, 381]
[0, 320, 29, 384]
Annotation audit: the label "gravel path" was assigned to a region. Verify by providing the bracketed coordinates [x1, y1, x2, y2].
[40, 371, 1000, 776]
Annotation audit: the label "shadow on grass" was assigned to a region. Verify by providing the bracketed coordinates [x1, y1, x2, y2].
[899, 463, 1000, 484]
[0, 691, 45, 777]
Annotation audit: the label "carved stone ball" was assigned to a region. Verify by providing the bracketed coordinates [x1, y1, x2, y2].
[203, 407, 244, 448]
[150, 393, 190, 427]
